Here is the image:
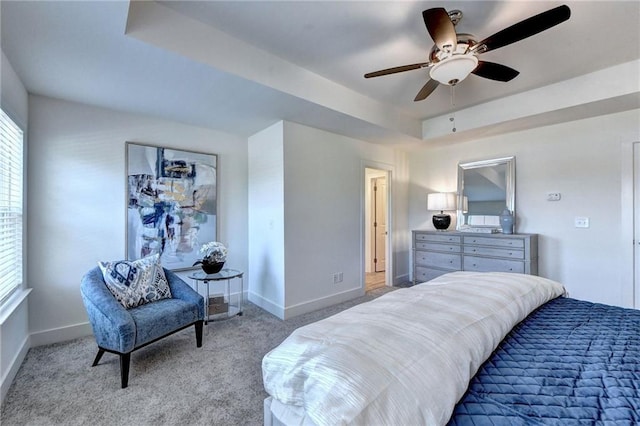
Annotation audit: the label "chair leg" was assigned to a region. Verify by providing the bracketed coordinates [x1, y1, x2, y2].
[120, 353, 131, 389]
[195, 320, 203, 347]
[92, 348, 105, 367]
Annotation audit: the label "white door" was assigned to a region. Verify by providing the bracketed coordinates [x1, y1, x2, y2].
[373, 177, 387, 272]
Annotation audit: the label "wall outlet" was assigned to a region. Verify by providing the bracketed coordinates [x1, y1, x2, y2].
[332, 272, 343, 284]
[574, 217, 590, 228]
[547, 192, 561, 201]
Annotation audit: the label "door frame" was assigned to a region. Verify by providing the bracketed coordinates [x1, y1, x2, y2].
[362, 161, 393, 289]
[621, 141, 639, 308]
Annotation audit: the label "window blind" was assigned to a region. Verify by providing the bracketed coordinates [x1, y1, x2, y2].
[0, 109, 24, 303]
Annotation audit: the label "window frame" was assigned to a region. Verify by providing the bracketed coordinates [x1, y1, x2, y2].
[0, 107, 25, 306]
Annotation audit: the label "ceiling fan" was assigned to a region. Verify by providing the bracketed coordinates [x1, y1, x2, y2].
[364, 5, 571, 101]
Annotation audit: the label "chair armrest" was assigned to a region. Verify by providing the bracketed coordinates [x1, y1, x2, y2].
[164, 269, 205, 320]
[80, 267, 136, 353]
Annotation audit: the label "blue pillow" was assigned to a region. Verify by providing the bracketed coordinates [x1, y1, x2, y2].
[98, 254, 172, 309]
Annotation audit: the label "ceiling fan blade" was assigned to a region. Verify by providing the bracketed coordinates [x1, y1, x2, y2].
[472, 5, 570, 54]
[414, 79, 439, 102]
[364, 63, 429, 78]
[422, 8, 457, 51]
[472, 61, 520, 82]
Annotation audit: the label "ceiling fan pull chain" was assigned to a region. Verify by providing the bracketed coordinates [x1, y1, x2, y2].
[449, 85, 457, 133]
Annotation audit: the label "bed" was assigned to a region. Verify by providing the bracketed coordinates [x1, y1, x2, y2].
[262, 272, 640, 425]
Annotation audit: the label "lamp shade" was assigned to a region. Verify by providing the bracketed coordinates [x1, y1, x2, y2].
[427, 192, 456, 231]
[427, 192, 456, 212]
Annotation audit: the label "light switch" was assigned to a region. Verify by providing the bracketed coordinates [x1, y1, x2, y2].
[575, 217, 589, 228]
[547, 192, 561, 201]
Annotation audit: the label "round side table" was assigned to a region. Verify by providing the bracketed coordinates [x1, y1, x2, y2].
[188, 269, 244, 325]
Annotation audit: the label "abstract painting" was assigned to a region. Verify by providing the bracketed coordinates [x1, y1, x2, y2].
[126, 142, 217, 270]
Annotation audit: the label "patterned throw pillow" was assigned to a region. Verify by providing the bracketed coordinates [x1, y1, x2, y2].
[98, 254, 172, 309]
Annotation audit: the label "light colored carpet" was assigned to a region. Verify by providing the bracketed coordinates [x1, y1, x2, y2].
[1, 286, 398, 426]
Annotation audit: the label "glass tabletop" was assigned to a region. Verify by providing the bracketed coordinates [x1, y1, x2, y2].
[188, 268, 243, 281]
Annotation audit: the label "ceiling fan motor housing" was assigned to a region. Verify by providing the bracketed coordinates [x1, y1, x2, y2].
[429, 34, 477, 62]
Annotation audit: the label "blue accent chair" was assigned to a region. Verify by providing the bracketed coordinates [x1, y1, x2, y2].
[80, 267, 204, 388]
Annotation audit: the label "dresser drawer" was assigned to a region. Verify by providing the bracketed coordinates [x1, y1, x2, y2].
[463, 236, 525, 249]
[414, 266, 450, 283]
[415, 233, 462, 244]
[415, 242, 461, 253]
[463, 256, 525, 273]
[463, 246, 524, 259]
[415, 250, 461, 270]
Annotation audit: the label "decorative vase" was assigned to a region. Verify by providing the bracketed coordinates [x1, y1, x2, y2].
[201, 261, 224, 274]
[193, 259, 225, 274]
[500, 208, 514, 234]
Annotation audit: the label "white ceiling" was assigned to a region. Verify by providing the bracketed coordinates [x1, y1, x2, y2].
[2, 1, 639, 146]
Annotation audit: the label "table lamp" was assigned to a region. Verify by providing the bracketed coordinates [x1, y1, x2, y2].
[427, 192, 456, 231]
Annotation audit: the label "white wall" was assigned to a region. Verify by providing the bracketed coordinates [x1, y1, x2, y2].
[247, 122, 286, 316]
[0, 51, 30, 404]
[248, 120, 409, 319]
[282, 121, 408, 317]
[1, 52, 28, 128]
[27, 95, 248, 344]
[409, 109, 640, 308]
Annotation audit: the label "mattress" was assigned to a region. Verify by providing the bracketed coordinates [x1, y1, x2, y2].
[449, 297, 640, 425]
[262, 272, 566, 425]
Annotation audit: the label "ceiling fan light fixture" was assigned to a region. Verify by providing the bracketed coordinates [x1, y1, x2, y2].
[429, 55, 478, 86]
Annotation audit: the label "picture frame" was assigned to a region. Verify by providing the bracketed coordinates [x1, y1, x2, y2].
[126, 142, 218, 271]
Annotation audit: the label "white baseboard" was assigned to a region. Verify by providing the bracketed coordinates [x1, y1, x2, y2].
[1, 334, 30, 405]
[283, 287, 364, 319]
[30, 322, 93, 347]
[249, 286, 366, 320]
[248, 292, 284, 319]
[2, 323, 92, 405]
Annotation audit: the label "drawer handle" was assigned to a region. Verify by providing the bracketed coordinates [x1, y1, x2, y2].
[472, 249, 476, 252]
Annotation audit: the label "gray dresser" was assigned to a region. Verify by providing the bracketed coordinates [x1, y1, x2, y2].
[412, 230, 538, 284]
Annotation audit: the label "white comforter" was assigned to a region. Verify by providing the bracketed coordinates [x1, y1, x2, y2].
[262, 272, 566, 426]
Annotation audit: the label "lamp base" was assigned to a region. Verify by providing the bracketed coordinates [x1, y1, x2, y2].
[432, 213, 451, 231]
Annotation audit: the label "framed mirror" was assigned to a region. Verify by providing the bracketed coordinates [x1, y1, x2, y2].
[457, 156, 515, 231]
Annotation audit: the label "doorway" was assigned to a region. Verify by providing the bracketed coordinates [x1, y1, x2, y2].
[365, 167, 389, 291]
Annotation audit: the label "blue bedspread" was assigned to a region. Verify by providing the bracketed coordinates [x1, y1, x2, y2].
[448, 297, 640, 425]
